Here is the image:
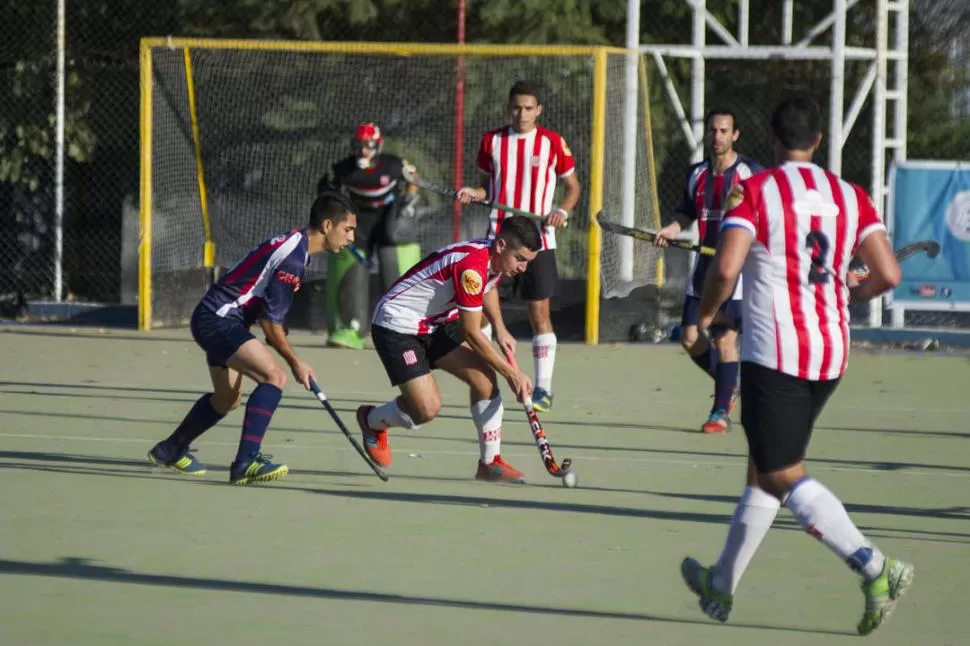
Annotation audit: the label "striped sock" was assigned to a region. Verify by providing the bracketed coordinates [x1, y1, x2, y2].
[234, 384, 282, 464]
[714, 362, 739, 411]
[164, 393, 224, 451]
[690, 345, 717, 379]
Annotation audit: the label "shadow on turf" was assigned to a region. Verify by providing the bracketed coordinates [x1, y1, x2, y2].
[3, 404, 968, 477]
[0, 556, 854, 636]
[0, 381, 970, 442]
[5, 379, 965, 440]
[3, 449, 967, 545]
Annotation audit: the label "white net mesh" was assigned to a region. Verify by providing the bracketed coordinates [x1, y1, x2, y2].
[145, 42, 665, 331]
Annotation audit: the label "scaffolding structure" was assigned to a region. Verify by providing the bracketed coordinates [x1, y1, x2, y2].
[633, 0, 909, 326]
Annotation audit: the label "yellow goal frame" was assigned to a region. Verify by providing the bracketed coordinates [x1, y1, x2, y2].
[139, 38, 662, 342]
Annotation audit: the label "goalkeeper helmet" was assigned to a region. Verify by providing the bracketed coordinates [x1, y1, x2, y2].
[353, 122, 383, 168]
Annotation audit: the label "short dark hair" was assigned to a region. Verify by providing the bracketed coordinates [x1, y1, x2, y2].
[496, 215, 541, 252]
[705, 108, 739, 131]
[771, 94, 823, 151]
[309, 191, 357, 228]
[508, 80, 543, 105]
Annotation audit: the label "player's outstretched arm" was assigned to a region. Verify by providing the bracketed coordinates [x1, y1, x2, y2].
[458, 308, 531, 401]
[260, 319, 315, 390]
[850, 231, 901, 304]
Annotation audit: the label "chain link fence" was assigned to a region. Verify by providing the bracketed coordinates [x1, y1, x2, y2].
[0, 3, 177, 308]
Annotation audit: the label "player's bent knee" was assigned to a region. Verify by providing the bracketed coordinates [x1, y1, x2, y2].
[264, 366, 288, 390]
[409, 400, 440, 425]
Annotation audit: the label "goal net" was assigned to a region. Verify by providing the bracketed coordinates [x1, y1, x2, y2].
[140, 40, 665, 342]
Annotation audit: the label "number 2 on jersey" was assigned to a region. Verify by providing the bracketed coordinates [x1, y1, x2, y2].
[805, 231, 831, 284]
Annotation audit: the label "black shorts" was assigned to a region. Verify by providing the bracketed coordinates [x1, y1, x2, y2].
[372, 322, 464, 386]
[511, 248, 557, 301]
[190, 305, 256, 368]
[740, 361, 840, 473]
[681, 295, 742, 336]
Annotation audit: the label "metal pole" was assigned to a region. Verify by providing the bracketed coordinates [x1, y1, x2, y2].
[829, 0, 847, 174]
[738, 0, 750, 47]
[782, 0, 794, 44]
[54, 0, 67, 301]
[687, 0, 706, 253]
[452, 0, 466, 242]
[619, 0, 640, 282]
[691, 0, 706, 164]
[869, 0, 888, 328]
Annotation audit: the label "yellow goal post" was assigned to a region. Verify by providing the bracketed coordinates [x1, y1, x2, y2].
[139, 39, 663, 343]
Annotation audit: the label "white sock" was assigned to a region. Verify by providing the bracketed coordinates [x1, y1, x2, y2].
[532, 332, 557, 392]
[367, 399, 417, 430]
[712, 486, 780, 594]
[470, 396, 503, 463]
[480, 322, 493, 341]
[784, 477, 886, 581]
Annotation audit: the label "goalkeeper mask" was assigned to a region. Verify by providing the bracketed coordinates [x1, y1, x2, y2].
[353, 122, 383, 169]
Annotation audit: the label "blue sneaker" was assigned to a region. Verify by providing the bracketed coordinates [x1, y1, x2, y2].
[148, 441, 207, 475]
[229, 453, 288, 485]
[532, 387, 554, 412]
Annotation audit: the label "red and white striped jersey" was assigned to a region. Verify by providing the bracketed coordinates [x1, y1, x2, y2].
[477, 125, 576, 250]
[372, 239, 503, 335]
[721, 161, 886, 381]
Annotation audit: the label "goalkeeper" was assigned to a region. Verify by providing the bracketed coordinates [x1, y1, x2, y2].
[317, 122, 422, 350]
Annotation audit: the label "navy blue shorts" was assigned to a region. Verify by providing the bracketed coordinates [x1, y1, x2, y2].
[681, 295, 742, 337]
[190, 305, 256, 368]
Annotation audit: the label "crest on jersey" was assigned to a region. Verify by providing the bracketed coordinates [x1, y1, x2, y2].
[560, 136, 573, 157]
[461, 269, 483, 295]
[726, 185, 745, 211]
[793, 189, 840, 218]
[380, 175, 391, 185]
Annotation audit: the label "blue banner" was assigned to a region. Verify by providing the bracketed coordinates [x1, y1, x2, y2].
[889, 161, 970, 307]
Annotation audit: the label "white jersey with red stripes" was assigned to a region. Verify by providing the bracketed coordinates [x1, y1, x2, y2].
[372, 239, 503, 335]
[476, 125, 576, 250]
[721, 161, 886, 381]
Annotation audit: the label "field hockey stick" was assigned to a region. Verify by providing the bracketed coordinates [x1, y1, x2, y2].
[894, 239, 940, 262]
[400, 168, 549, 224]
[502, 350, 574, 478]
[594, 211, 716, 256]
[847, 239, 940, 282]
[308, 378, 389, 482]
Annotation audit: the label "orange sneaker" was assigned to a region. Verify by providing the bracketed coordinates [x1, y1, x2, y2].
[701, 410, 730, 434]
[357, 405, 392, 467]
[475, 455, 527, 484]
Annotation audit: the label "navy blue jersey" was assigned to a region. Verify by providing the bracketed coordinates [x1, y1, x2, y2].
[200, 229, 309, 326]
[675, 154, 764, 297]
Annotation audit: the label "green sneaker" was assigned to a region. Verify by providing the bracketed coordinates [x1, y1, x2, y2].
[680, 557, 733, 622]
[858, 558, 915, 635]
[148, 442, 207, 475]
[532, 387, 554, 412]
[327, 327, 365, 350]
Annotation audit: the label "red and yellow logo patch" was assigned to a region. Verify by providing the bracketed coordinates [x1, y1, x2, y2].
[561, 136, 573, 157]
[461, 269, 483, 295]
[726, 185, 745, 211]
